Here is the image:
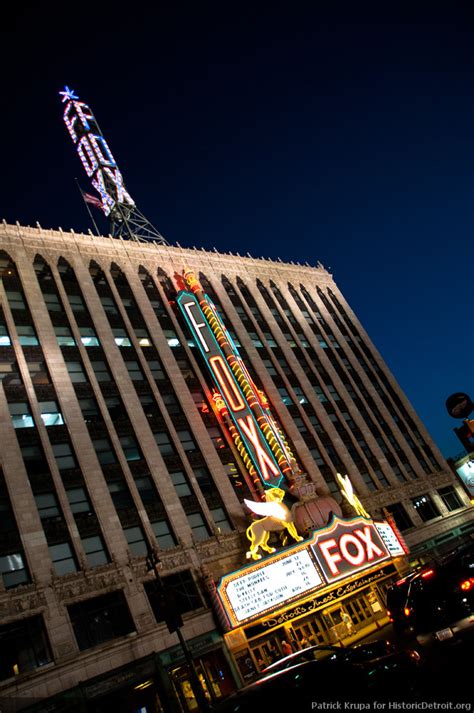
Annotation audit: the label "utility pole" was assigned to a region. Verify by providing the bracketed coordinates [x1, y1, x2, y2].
[145, 549, 210, 711]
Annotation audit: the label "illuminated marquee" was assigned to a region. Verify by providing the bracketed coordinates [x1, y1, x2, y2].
[59, 86, 135, 217]
[373, 521, 406, 557]
[217, 516, 397, 628]
[311, 516, 390, 584]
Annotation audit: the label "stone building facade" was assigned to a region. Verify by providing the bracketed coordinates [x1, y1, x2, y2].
[0, 221, 472, 712]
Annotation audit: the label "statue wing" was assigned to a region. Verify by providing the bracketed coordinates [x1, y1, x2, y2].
[244, 499, 286, 519]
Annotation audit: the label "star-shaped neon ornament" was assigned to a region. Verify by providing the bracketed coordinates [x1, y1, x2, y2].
[59, 86, 79, 103]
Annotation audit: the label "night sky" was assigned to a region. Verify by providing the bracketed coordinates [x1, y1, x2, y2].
[2, 5, 473, 458]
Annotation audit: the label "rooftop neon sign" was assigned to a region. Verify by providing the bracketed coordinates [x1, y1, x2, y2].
[60, 86, 135, 217]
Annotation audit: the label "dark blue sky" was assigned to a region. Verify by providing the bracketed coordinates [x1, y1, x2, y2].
[2, 4, 473, 457]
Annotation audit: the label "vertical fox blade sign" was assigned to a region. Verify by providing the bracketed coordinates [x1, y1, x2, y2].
[59, 86, 135, 217]
[177, 270, 299, 491]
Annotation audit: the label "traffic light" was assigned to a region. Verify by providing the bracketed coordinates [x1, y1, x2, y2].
[454, 421, 474, 452]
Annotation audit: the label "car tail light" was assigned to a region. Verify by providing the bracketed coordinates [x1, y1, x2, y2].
[460, 578, 474, 591]
[408, 649, 422, 663]
[421, 568, 435, 579]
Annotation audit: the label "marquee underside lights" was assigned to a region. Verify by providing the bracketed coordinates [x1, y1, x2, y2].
[177, 271, 302, 491]
[217, 516, 400, 628]
[60, 87, 135, 217]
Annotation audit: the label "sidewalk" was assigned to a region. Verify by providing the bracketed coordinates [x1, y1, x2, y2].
[338, 617, 393, 647]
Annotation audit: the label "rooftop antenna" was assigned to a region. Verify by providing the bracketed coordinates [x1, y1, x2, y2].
[59, 86, 168, 245]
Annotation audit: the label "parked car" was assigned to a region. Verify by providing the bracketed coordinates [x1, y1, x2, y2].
[261, 640, 421, 676]
[260, 643, 345, 674]
[386, 542, 474, 648]
[212, 642, 423, 711]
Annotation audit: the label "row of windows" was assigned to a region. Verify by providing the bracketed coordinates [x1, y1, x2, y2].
[1, 251, 442, 507]
[386, 485, 463, 531]
[1, 254, 235, 562]
[0, 572, 202, 681]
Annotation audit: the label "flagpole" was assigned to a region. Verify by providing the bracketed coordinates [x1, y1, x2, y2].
[75, 178, 101, 236]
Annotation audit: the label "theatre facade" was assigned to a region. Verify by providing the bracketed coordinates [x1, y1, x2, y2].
[0, 222, 472, 712]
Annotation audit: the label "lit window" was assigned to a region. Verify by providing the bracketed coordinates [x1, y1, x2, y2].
[39, 400, 64, 426]
[113, 328, 132, 347]
[163, 329, 180, 348]
[17, 325, 39, 346]
[135, 328, 151, 347]
[0, 324, 11, 346]
[54, 326, 76, 346]
[0, 552, 30, 589]
[80, 327, 100, 347]
[411, 494, 440, 522]
[8, 402, 34, 428]
[292, 386, 308, 404]
[277, 387, 293, 406]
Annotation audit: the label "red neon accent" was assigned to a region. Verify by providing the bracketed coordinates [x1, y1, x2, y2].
[209, 355, 246, 412]
[237, 415, 280, 481]
[421, 569, 435, 579]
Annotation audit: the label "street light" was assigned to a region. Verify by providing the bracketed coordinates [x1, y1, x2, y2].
[145, 548, 210, 711]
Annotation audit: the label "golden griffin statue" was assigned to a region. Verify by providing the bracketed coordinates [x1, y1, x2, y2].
[244, 487, 303, 560]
